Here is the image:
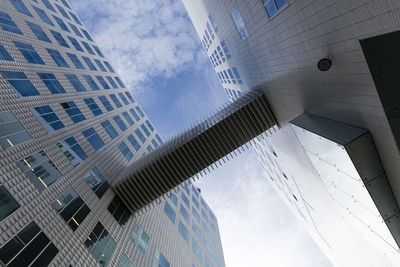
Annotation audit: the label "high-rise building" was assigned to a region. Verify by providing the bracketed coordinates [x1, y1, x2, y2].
[0, 0, 225, 266]
[182, 0, 400, 266]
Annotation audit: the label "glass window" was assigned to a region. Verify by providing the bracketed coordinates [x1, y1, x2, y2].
[170, 193, 177, 206]
[0, 111, 32, 149]
[61, 101, 86, 123]
[127, 134, 140, 151]
[14, 41, 45, 64]
[0, 222, 59, 266]
[114, 115, 127, 131]
[0, 71, 39, 96]
[66, 53, 84, 69]
[17, 150, 62, 191]
[265, 1, 277, 18]
[69, 23, 82, 37]
[81, 29, 93, 41]
[115, 76, 125, 87]
[84, 222, 117, 267]
[192, 185, 199, 198]
[82, 56, 97, 71]
[110, 94, 122, 108]
[57, 136, 87, 166]
[66, 74, 86, 92]
[125, 92, 135, 103]
[151, 139, 159, 148]
[0, 43, 13, 60]
[84, 98, 103, 116]
[205, 256, 213, 267]
[0, 184, 20, 222]
[192, 207, 200, 223]
[210, 222, 217, 235]
[93, 45, 104, 57]
[83, 167, 110, 198]
[83, 75, 100, 90]
[102, 120, 118, 139]
[141, 124, 151, 137]
[42, 0, 55, 12]
[68, 36, 83, 51]
[0, 11, 22, 35]
[99, 96, 114, 111]
[136, 106, 145, 118]
[10, 0, 33, 17]
[180, 204, 189, 223]
[55, 4, 70, 19]
[38, 72, 66, 94]
[82, 41, 95, 55]
[184, 185, 190, 196]
[192, 195, 199, 209]
[202, 220, 211, 237]
[178, 220, 189, 242]
[155, 134, 162, 144]
[182, 192, 190, 208]
[53, 16, 70, 32]
[47, 48, 69, 67]
[192, 221, 201, 241]
[118, 141, 133, 161]
[147, 144, 153, 152]
[135, 128, 146, 143]
[107, 195, 131, 227]
[52, 187, 90, 231]
[83, 127, 105, 151]
[231, 5, 249, 40]
[122, 112, 134, 126]
[208, 13, 218, 32]
[31, 105, 65, 132]
[120, 255, 134, 267]
[201, 209, 209, 223]
[118, 93, 129, 105]
[94, 59, 107, 72]
[107, 76, 118, 88]
[232, 67, 243, 84]
[69, 12, 82, 26]
[131, 224, 150, 255]
[153, 249, 170, 267]
[129, 108, 140, 121]
[33, 6, 53, 25]
[96, 76, 110, 89]
[164, 201, 176, 224]
[192, 238, 202, 261]
[104, 61, 115, 72]
[61, 0, 71, 9]
[209, 209, 217, 223]
[145, 120, 154, 132]
[26, 21, 50, 42]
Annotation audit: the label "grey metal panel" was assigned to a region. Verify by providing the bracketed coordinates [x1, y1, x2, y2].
[290, 113, 367, 146]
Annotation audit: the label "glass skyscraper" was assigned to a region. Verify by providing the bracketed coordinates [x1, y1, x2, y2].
[0, 0, 225, 266]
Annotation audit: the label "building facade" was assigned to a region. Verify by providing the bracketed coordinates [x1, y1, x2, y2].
[0, 0, 225, 266]
[182, 0, 400, 266]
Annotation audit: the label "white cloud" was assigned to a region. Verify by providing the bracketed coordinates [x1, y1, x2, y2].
[69, 0, 204, 97]
[195, 150, 333, 267]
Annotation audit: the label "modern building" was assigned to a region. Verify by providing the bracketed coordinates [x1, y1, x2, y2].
[182, 0, 400, 266]
[0, 0, 225, 266]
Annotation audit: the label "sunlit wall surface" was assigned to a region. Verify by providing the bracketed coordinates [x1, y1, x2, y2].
[182, 0, 400, 266]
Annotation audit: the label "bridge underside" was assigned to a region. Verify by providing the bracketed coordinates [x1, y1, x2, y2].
[113, 91, 277, 213]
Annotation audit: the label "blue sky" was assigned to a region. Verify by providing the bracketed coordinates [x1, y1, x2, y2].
[68, 0, 332, 266]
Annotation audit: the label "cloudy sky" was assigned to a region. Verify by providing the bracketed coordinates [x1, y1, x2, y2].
[68, 0, 332, 266]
